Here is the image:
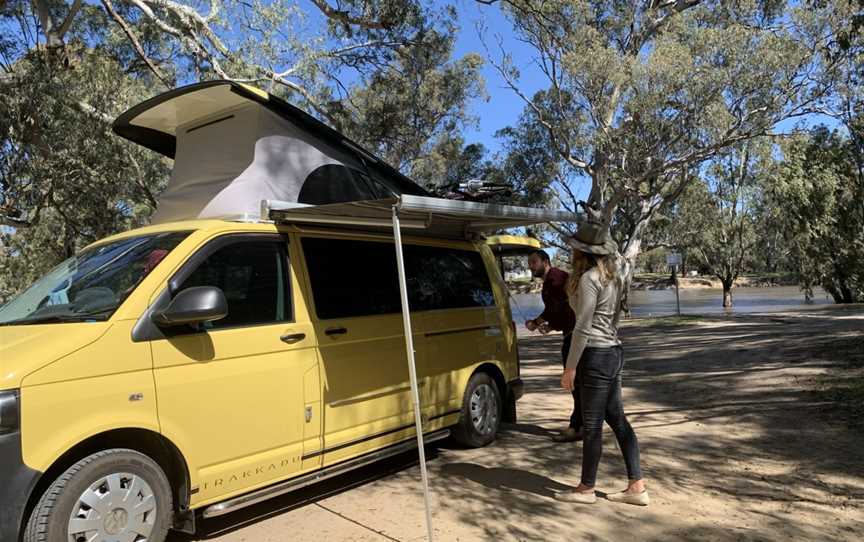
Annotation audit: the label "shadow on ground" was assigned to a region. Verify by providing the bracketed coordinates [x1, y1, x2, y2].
[170, 307, 864, 541]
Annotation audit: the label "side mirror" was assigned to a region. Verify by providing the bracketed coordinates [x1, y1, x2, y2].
[152, 286, 228, 327]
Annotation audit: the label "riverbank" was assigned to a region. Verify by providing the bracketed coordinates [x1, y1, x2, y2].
[509, 285, 832, 323]
[506, 273, 800, 294]
[631, 273, 799, 291]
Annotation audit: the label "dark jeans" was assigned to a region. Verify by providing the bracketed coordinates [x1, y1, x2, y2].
[577, 346, 642, 487]
[561, 334, 582, 430]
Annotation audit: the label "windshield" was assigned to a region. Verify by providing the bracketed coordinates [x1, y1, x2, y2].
[0, 231, 191, 325]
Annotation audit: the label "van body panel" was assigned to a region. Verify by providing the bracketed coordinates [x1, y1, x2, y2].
[0, 323, 111, 390]
[151, 322, 318, 504]
[150, 230, 320, 505]
[314, 314, 424, 466]
[418, 307, 510, 411]
[300, 359, 323, 471]
[294, 230, 518, 469]
[20, 321, 158, 471]
[294, 232, 422, 466]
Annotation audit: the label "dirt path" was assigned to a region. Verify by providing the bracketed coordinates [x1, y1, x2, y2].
[170, 307, 864, 542]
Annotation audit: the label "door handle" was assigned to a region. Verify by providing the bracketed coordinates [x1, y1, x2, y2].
[325, 327, 347, 336]
[280, 332, 306, 344]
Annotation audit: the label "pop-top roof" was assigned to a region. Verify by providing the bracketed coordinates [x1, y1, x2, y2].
[112, 81, 429, 223]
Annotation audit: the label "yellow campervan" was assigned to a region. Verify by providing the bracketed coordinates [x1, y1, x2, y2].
[0, 81, 573, 542]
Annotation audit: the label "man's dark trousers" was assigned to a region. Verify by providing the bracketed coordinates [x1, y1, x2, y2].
[561, 333, 583, 430]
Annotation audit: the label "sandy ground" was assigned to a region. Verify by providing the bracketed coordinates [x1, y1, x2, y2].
[170, 306, 864, 542]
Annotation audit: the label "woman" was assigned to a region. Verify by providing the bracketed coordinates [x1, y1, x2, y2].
[554, 215, 648, 506]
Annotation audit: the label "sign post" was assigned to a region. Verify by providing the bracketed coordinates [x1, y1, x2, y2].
[666, 252, 682, 317]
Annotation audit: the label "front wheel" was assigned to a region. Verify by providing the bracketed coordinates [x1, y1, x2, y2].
[24, 449, 173, 542]
[452, 372, 502, 447]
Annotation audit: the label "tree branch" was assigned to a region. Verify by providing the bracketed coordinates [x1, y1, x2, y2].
[71, 100, 113, 124]
[31, 0, 55, 41]
[641, 0, 702, 48]
[56, 0, 83, 40]
[311, 0, 391, 30]
[102, 0, 172, 87]
[485, 36, 591, 174]
[126, 153, 159, 209]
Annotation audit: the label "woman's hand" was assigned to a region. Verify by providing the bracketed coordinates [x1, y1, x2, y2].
[560, 367, 577, 392]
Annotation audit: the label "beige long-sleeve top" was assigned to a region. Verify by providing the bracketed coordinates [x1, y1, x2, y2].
[565, 267, 624, 370]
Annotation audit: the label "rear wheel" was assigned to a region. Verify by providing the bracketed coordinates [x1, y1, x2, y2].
[24, 449, 173, 542]
[452, 372, 502, 447]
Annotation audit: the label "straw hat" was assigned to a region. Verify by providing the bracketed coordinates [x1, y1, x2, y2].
[568, 203, 618, 255]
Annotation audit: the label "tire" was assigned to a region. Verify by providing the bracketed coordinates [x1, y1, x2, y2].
[452, 372, 502, 447]
[24, 449, 173, 542]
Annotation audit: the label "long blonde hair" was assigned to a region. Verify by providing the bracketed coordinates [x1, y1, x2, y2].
[566, 250, 619, 298]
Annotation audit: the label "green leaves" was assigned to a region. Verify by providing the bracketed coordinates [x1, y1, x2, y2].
[326, 27, 485, 182]
[769, 127, 864, 302]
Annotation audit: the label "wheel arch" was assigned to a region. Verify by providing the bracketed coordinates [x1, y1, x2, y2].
[22, 428, 191, 537]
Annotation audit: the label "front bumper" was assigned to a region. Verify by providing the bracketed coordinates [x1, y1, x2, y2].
[0, 431, 41, 542]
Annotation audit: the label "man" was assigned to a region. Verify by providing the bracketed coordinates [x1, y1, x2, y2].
[525, 249, 583, 442]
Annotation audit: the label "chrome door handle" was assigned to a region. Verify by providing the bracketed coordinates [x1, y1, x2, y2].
[325, 327, 347, 336]
[280, 332, 306, 344]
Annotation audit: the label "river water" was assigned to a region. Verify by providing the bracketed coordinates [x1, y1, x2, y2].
[509, 285, 832, 328]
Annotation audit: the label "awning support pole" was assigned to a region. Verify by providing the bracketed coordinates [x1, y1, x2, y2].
[391, 204, 435, 542]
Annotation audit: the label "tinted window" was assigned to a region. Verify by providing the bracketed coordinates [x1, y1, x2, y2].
[407, 246, 495, 311]
[177, 239, 291, 329]
[302, 237, 400, 319]
[302, 238, 494, 319]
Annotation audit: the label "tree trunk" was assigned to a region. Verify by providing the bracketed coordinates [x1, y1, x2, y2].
[826, 271, 859, 304]
[618, 208, 653, 318]
[722, 279, 733, 308]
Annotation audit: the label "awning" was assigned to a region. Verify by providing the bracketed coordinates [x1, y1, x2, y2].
[265, 194, 579, 238]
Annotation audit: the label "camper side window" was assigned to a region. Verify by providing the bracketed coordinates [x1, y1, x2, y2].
[302, 237, 401, 319]
[406, 246, 496, 311]
[301, 237, 495, 320]
[177, 239, 292, 329]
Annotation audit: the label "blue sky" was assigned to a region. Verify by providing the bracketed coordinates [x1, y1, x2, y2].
[451, 0, 543, 153]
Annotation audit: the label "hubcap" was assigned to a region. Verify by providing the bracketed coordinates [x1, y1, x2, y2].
[67, 472, 157, 542]
[469, 383, 499, 436]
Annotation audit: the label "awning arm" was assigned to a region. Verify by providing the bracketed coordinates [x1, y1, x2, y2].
[391, 204, 435, 542]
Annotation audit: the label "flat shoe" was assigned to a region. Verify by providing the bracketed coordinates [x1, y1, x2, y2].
[606, 490, 649, 506]
[554, 490, 597, 504]
[551, 428, 583, 442]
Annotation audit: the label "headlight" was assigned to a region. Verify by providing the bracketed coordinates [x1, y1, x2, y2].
[0, 390, 20, 435]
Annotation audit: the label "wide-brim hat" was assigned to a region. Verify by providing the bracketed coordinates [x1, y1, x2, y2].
[568, 205, 618, 255]
[569, 235, 618, 255]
